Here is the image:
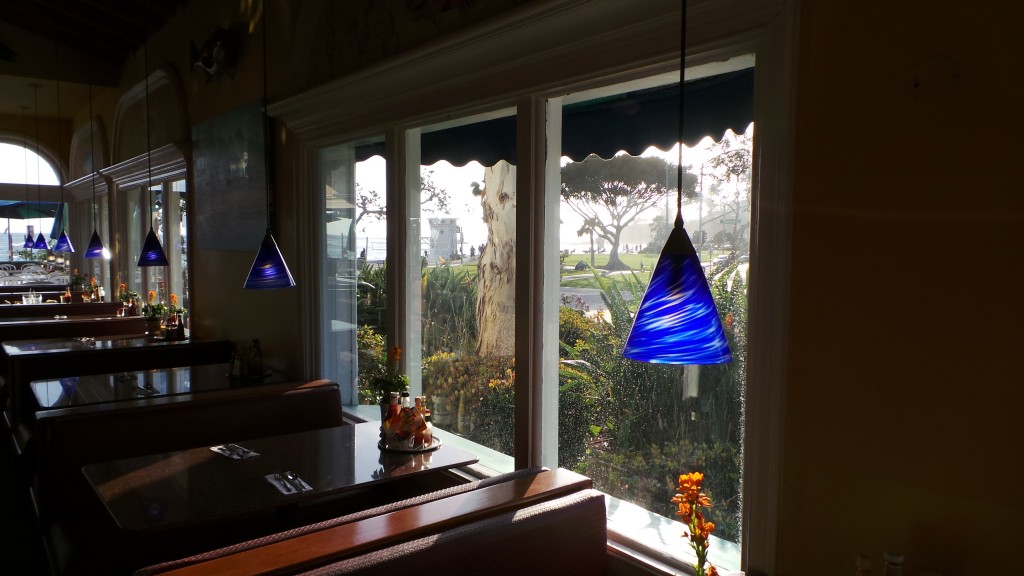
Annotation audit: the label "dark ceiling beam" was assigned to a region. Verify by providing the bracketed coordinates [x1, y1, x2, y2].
[0, 4, 128, 69]
[0, 0, 190, 98]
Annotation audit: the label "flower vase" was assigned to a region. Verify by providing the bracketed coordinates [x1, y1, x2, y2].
[145, 317, 162, 340]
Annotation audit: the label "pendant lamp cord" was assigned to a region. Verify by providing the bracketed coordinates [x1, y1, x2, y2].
[55, 41, 64, 217]
[144, 38, 154, 225]
[262, 4, 273, 232]
[33, 85, 42, 240]
[675, 2, 687, 224]
[21, 106, 30, 230]
[88, 44, 98, 229]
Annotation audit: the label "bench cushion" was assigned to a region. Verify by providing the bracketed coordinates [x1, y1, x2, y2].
[34, 379, 343, 526]
[133, 467, 548, 576]
[297, 489, 608, 576]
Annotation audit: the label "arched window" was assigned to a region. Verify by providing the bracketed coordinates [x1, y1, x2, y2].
[0, 142, 60, 185]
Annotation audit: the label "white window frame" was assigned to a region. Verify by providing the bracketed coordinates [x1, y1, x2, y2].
[100, 143, 190, 301]
[273, 0, 795, 572]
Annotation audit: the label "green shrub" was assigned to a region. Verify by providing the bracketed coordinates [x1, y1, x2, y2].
[355, 325, 387, 404]
[357, 263, 388, 333]
[422, 265, 477, 356]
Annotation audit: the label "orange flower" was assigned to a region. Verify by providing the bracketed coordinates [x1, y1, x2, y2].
[148, 290, 156, 304]
[388, 346, 402, 364]
[119, 283, 127, 294]
[672, 471, 718, 576]
[89, 276, 97, 287]
[170, 294, 178, 307]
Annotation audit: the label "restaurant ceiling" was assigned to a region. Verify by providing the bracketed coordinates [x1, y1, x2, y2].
[0, 0, 190, 116]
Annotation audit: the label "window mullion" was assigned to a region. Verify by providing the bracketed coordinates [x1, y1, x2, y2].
[514, 95, 559, 469]
[388, 127, 423, 398]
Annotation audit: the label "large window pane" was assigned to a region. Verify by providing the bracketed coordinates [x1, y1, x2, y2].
[321, 138, 386, 406]
[124, 180, 188, 315]
[82, 194, 111, 289]
[415, 112, 516, 459]
[556, 76, 752, 568]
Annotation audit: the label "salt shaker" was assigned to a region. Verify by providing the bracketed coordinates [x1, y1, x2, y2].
[884, 551, 903, 576]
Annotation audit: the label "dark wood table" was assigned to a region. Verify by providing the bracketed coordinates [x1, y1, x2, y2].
[30, 363, 290, 409]
[2, 335, 234, 444]
[82, 421, 478, 532]
[0, 301, 123, 319]
[0, 314, 148, 343]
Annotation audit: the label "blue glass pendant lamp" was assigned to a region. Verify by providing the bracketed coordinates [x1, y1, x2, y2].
[138, 228, 169, 266]
[244, 229, 295, 289]
[33, 232, 48, 251]
[137, 39, 169, 268]
[621, 0, 730, 365]
[244, 5, 295, 290]
[622, 214, 731, 364]
[84, 230, 105, 259]
[23, 235, 34, 249]
[54, 229, 74, 252]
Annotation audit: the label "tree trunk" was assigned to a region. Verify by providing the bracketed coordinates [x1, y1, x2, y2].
[605, 234, 626, 270]
[476, 161, 516, 356]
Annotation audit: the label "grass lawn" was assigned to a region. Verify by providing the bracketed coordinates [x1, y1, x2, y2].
[437, 250, 712, 290]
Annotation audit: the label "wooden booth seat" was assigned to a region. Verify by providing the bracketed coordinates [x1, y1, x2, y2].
[33, 379, 345, 526]
[3, 338, 236, 451]
[296, 489, 608, 576]
[37, 379, 346, 576]
[133, 467, 607, 576]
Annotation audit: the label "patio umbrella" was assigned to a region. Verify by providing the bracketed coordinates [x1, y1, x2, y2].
[0, 201, 57, 220]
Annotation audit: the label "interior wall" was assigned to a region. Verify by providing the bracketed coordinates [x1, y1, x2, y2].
[779, 0, 1024, 575]
[124, 0, 532, 377]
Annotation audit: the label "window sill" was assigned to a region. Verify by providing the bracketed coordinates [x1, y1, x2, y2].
[342, 405, 741, 575]
[606, 494, 741, 574]
[342, 405, 514, 474]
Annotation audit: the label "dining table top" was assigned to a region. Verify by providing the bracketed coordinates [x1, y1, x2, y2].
[2, 334, 180, 356]
[30, 363, 291, 410]
[82, 421, 479, 532]
[0, 314, 137, 326]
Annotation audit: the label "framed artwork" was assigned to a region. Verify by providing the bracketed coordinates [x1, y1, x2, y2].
[192, 101, 266, 251]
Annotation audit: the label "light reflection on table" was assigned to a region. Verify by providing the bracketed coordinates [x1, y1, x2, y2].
[82, 421, 479, 531]
[30, 363, 289, 409]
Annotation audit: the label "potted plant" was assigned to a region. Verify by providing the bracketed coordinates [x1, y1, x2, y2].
[165, 293, 187, 340]
[141, 290, 166, 338]
[118, 284, 141, 315]
[372, 346, 409, 420]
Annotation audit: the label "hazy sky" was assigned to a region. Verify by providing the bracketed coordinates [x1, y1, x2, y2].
[351, 128, 750, 258]
[0, 143, 59, 238]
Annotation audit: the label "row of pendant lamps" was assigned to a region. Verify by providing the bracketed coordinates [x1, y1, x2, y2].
[32, 2, 724, 360]
[36, 21, 294, 289]
[135, 3, 294, 289]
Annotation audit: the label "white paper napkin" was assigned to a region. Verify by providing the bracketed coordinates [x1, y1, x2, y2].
[264, 472, 312, 494]
[209, 444, 259, 460]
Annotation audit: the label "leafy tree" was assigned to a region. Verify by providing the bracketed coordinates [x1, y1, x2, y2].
[702, 134, 752, 250]
[353, 169, 451, 228]
[645, 214, 673, 253]
[561, 154, 695, 270]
